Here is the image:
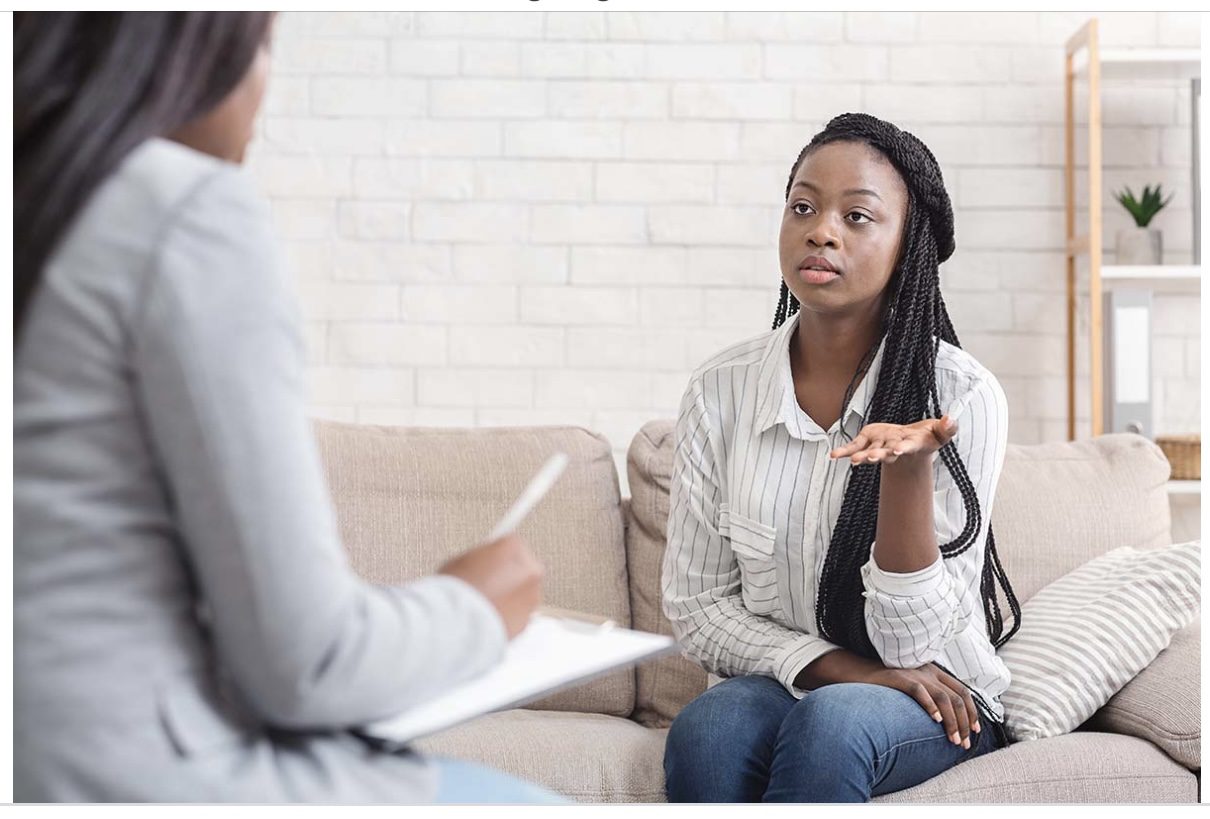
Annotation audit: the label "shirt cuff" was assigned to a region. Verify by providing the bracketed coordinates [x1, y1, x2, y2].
[772, 634, 843, 699]
[862, 547, 945, 598]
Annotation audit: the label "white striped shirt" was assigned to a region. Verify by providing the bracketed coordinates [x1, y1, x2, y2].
[661, 311, 1012, 721]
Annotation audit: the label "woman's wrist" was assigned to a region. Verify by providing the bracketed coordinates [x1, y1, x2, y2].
[794, 648, 885, 691]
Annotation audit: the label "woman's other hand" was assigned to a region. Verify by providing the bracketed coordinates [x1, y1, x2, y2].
[438, 534, 544, 640]
[865, 663, 981, 749]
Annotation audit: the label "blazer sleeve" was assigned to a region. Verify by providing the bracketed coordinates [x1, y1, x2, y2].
[130, 166, 507, 729]
[859, 372, 1010, 669]
[662, 376, 841, 697]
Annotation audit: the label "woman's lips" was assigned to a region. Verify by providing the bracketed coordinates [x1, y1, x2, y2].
[800, 267, 841, 284]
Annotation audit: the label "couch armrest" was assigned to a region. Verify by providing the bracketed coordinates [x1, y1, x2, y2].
[1083, 618, 1201, 770]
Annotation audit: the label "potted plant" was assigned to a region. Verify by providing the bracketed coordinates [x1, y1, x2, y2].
[1113, 183, 1173, 265]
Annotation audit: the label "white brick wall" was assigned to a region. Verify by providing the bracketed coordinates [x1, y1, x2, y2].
[248, 11, 1201, 492]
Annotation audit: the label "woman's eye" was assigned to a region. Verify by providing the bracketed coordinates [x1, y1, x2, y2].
[792, 203, 812, 215]
[847, 212, 872, 224]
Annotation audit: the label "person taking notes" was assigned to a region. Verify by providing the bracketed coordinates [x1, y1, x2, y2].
[14, 12, 561, 804]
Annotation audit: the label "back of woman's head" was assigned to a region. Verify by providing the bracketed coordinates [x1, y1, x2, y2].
[14, 11, 273, 340]
[772, 112, 1021, 660]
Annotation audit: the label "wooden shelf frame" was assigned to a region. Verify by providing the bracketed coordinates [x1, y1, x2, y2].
[1064, 19, 1202, 440]
[1065, 19, 1103, 440]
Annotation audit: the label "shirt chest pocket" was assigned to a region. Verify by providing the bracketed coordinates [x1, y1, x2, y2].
[718, 504, 779, 616]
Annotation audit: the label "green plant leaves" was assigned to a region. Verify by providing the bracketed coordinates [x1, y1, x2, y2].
[1114, 183, 1174, 228]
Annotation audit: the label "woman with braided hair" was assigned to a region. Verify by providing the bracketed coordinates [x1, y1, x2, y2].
[661, 112, 1022, 802]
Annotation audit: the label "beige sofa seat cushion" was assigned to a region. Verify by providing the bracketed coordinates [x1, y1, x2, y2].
[991, 433, 1172, 603]
[875, 732, 1197, 803]
[414, 710, 668, 803]
[625, 420, 708, 728]
[1084, 619, 1202, 770]
[314, 421, 633, 717]
[417, 714, 1195, 804]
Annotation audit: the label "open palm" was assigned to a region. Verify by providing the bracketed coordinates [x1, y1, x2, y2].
[829, 416, 958, 466]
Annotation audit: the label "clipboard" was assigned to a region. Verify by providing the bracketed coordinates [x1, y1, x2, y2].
[356, 614, 677, 747]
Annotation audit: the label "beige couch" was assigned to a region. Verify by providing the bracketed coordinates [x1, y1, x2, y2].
[315, 420, 1201, 803]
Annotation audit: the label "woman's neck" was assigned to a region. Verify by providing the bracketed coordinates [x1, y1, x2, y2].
[791, 311, 884, 385]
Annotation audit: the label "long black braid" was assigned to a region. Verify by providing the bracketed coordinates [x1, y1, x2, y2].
[773, 113, 1022, 664]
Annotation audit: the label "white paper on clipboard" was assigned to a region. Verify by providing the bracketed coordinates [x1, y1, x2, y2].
[358, 615, 676, 746]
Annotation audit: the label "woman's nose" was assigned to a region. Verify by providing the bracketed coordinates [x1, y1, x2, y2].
[805, 214, 840, 248]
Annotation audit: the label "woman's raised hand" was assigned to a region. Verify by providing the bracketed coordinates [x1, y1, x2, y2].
[829, 416, 958, 466]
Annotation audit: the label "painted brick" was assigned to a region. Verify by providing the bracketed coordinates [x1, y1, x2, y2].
[329, 323, 447, 366]
[430, 80, 547, 119]
[417, 368, 534, 408]
[401, 285, 518, 324]
[520, 286, 638, 325]
[549, 81, 668, 120]
[352, 158, 475, 201]
[530, 205, 647, 245]
[450, 326, 565, 367]
[312, 78, 426, 117]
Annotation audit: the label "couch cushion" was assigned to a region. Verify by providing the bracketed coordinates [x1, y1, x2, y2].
[414, 710, 668, 803]
[314, 421, 633, 717]
[625, 421, 708, 728]
[1084, 618, 1202, 770]
[876, 731, 1197, 803]
[416, 711, 1195, 803]
[991, 433, 1173, 603]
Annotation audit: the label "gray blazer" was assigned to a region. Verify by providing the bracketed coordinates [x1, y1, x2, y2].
[14, 138, 508, 802]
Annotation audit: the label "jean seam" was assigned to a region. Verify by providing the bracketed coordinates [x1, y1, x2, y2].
[871, 732, 973, 791]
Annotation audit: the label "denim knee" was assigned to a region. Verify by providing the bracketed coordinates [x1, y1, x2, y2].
[667, 676, 790, 761]
[664, 675, 794, 801]
[777, 683, 891, 752]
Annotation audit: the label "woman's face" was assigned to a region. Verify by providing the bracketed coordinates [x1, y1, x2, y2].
[170, 19, 274, 164]
[779, 140, 909, 318]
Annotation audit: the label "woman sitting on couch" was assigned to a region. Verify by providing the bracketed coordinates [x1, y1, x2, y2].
[661, 112, 1023, 803]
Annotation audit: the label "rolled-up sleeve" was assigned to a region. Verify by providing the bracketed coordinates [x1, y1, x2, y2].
[662, 377, 840, 697]
[859, 372, 1009, 669]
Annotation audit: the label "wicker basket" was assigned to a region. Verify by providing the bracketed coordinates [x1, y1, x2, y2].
[1156, 434, 1200, 481]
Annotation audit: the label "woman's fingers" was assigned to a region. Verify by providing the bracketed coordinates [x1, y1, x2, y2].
[906, 682, 944, 727]
[945, 687, 971, 748]
[937, 675, 981, 737]
[930, 684, 963, 748]
[829, 432, 870, 459]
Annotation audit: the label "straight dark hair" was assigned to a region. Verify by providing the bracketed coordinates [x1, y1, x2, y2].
[773, 113, 1022, 683]
[14, 11, 273, 341]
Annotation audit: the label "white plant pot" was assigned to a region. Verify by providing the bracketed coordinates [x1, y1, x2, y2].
[1115, 227, 1163, 265]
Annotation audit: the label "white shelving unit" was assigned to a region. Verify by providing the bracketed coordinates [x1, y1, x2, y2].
[1081, 48, 1201, 79]
[1101, 264, 1202, 280]
[1102, 264, 1202, 293]
[1167, 480, 1202, 495]
[1064, 20, 1203, 438]
[1067, 22, 1201, 543]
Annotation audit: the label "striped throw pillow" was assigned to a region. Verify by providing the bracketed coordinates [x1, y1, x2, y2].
[997, 540, 1201, 742]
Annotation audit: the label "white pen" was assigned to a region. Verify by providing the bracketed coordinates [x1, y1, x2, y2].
[486, 452, 570, 542]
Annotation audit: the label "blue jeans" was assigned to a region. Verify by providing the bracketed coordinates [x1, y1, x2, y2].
[664, 676, 1007, 802]
[432, 758, 569, 804]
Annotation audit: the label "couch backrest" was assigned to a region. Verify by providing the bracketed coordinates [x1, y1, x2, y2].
[991, 433, 1172, 601]
[314, 420, 634, 718]
[624, 421, 1175, 727]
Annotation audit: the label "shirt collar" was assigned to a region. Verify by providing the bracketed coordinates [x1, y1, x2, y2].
[753, 311, 887, 441]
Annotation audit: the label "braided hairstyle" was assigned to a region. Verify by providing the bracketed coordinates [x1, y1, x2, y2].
[773, 112, 1021, 659]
